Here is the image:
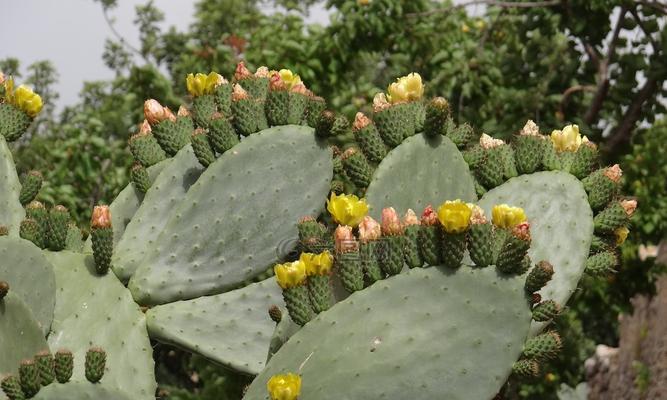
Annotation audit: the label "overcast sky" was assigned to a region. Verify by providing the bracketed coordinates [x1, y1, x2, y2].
[0, 0, 329, 109]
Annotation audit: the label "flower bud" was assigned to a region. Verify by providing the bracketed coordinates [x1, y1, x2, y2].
[335, 225, 358, 253]
[234, 61, 252, 80]
[403, 209, 420, 226]
[421, 205, 439, 226]
[620, 199, 637, 217]
[232, 84, 249, 101]
[381, 207, 403, 235]
[520, 120, 540, 136]
[358, 216, 381, 242]
[353, 112, 372, 131]
[479, 133, 504, 149]
[373, 92, 391, 113]
[91, 205, 111, 229]
[603, 164, 623, 183]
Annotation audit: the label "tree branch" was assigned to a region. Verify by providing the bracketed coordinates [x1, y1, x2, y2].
[407, 0, 562, 18]
[583, 6, 627, 125]
[630, 8, 660, 55]
[559, 85, 596, 116]
[605, 77, 659, 155]
[101, 8, 144, 59]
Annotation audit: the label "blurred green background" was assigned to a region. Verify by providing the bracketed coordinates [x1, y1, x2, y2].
[2, 0, 666, 398]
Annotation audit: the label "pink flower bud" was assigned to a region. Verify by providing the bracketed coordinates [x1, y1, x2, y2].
[421, 205, 439, 226]
[512, 222, 531, 241]
[335, 225, 358, 253]
[234, 61, 252, 80]
[254, 66, 270, 78]
[468, 204, 487, 225]
[138, 119, 152, 135]
[603, 164, 622, 183]
[372, 93, 391, 113]
[232, 84, 249, 101]
[290, 83, 310, 95]
[177, 105, 191, 117]
[381, 207, 403, 235]
[402, 209, 420, 226]
[358, 216, 382, 242]
[520, 120, 540, 136]
[144, 99, 167, 125]
[163, 107, 176, 122]
[620, 199, 637, 217]
[479, 133, 505, 149]
[269, 73, 286, 91]
[91, 205, 112, 229]
[353, 112, 371, 131]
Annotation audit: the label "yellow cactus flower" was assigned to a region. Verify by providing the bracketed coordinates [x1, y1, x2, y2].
[491, 204, 527, 229]
[274, 260, 307, 289]
[278, 69, 302, 90]
[186, 72, 222, 97]
[402, 73, 424, 101]
[326, 193, 369, 227]
[614, 227, 629, 245]
[301, 251, 333, 276]
[550, 124, 589, 152]
[386, 80, 408, 104]
[13, 85, 43, 117]
[437, 200, 472, 234]
[267, 373, 301, 400]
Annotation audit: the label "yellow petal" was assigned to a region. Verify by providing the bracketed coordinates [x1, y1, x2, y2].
[267, 373, 301, 400]
[437, 200, 472, 234]
[491, 204, 527, 229]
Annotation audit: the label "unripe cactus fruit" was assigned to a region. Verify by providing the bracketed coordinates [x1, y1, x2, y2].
[190, 129, 216, 167]
[419, 205, 443, 266]
[128, 120, 167, 167]
[532, 300, 561, 322]
[334, 225, 364, 292]
[402, 210, 423, 269]
[341, 148, 373, 188]
[268, 305, 282, 324]
[496, 223, 531, 273]
[214, 81, 232, 115]
[19, 170, 42, 205]
[47, 205, 70, 251]
[34, 350, 55, 386]
[0, 280, 8, 300]
[18, 359, 40, 397]
[571, 141, 598, 179]
[85, 347, 107, 383]
[192, 94, 217, 128]
[373, 94, 414, 147]
[523, 331, 562, 361]
[447, 122, 475, 148]
[525, 260, 554, 293]
[469, 223, 494, 268]
[275, 260, 313, 326]
[582, 167, 620, 211]
[19, 218, 44, 249]
[304, 96, 325, 128]
[297, 216, 329, 254]
[314, 110, 336, 138]
[0, 103, 32, 142]
[512, 359, 540, 377]
[513, 121, 545, 174]
[378, 208, 406, 276]
[231, 84, 261, 136]
[152, 116, 193, 156]
[424, 97, 450, 137]
[1, 375, 24, 400]
[208, 115, 239, 154]
[353, 112, 387, 163]
[585, 251, 617, 276]
[593, 202, 629, 233]
[91, 205, 113, 275]
[54, 350, 73, 384]
[0, 225, 7, 236]
[130, 163, 151, 194]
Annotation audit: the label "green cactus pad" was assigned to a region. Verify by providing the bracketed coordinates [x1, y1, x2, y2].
[365, 134, 476, 220]
[0, 136, 24, 237]
[113, 146, 203, 282]
[83, 160, 169, 253]
[0, 237, 56, 335]
[0, 293, 48, 376]
[245, 265, 530, 400]
[479, 171, 593, 335]
[31, 382, 132, 400]
[146, 278, 283, 375]
[129, 125, 332, 305]
[44, 251, 156, 400]
[267, 308, 300, 362]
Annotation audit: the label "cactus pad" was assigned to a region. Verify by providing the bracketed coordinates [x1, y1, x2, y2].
[113, 146, 203, 281]
[0, 294, 48, 376]
[245, 265, 530, 400]
[32, 382, 132, 400]
[130, 125, 332, 305]
[44, 251, 156, 399]
[146, 277, 283, 375]
[0, 237, 56, 335]
[365, 134, 476, 219]
[478, 171, 593, 334]
[0, 136, 24, 236]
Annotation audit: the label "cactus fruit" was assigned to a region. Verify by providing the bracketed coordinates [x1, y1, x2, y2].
[207, 115, 239, 154]
[335, 225, 364, 292]
[90, 205, 113, 275]
[19, 171, 42, 205]
[341, 147, 373, 188]
[269, 305, 283, 323]
[585, 250, 617, 276]
[47, 205, 70, 251]
[593, 201, 630, 233]
[297, 216, 329, 254]
[85, 347, 106, 383]
[402, 210, 423, 268]
[1, 375, 24, 400]
[18, 359, 40, 397]
[34, 351, 55, 386]
[352, 112, 387, 163]
[231, 84, 262, 136]
[424, 97, 450, 137]
[419, 206, 443, 266]
[130, 163, 151, 194]
[512, 359, 540, 378]
[275, 260, 312, 326]
[532, 300, 562, 322]
[522, 331, 562, 361]
[128, 121, 167, 167]
[525, 261, 555, 294]
[190, 128, 216, 167]
[54, 350, 73, 384]
[314, 109, 336, 138]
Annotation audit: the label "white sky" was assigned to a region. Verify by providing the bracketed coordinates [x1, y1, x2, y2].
[0, 0, 328, 109]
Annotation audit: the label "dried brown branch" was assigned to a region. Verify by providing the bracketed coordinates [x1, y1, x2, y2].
[558, 85, 596, 116]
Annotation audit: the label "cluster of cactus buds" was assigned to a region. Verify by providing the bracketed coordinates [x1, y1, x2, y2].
[1, 348, 105, 400]
[19, 201, 80, 252]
